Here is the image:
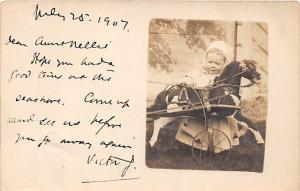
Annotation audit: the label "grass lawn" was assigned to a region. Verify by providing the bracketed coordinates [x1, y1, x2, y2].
[145, 97, 267, 172]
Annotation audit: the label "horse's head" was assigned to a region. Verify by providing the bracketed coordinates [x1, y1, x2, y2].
[239, 60, 261, 84]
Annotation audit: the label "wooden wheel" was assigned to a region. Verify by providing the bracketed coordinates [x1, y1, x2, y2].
[192, 127, 232, 168]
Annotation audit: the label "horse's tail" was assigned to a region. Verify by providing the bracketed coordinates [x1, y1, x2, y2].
[147, 91, 169, 113]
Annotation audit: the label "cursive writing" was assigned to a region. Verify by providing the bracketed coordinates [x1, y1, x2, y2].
[37, 135, 51, 147]
[9, 70, 31, 82]
[84, 92, 113, 105]
[39, 117, 56, 126]
[90, 113, 122, 135]
[8, 114, 35, 124]
[91, 73, 112, 81]
[99, 140, 132, 149]
[35, 36, 111, 50]
[31, 52, 51, 67]
[60, 138, 92, 149]
[34, 4, 66, 21]
[16, 94, 64, 105]
[81, 57, 114, 67]
[15, 133, 36, 144]
[6, 35, 28, 47]
[38, 71, 62, 79]
[87, 154, 135, 177]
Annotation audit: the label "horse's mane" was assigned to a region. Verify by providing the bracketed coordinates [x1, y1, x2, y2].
[217, 61, 240, 81]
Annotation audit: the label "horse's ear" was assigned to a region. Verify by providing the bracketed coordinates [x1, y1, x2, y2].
[242, 59, 258, 70]
[239, 60, 247, 70]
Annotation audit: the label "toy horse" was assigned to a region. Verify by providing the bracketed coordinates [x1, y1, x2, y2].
[147, 60, 263, 147]
[147, 60, 261, 118]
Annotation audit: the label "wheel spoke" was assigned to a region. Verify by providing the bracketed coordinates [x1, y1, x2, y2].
[214, 136, 227, 147]
[192, 126, 232, 164]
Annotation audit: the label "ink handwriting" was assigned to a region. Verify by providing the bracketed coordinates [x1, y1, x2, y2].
[16, 94, 64, 105]
[87, 154, 135, 177]
[7, 114, 35, 124]
[99, 140, 132, 149]
[9, 70, 31, 82]
[90, 113, 122, 135]
[6, 35, 28, 47]
[34, 4, 66, 21]
[35, 36, 111, 50]
[60, 138, 92, 149]
[33, 4, 130, 31]
[7, 4, 136, 182]
[15, 133, 36, 144]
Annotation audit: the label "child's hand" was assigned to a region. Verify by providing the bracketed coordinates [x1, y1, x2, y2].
[181, 75, 195, 87]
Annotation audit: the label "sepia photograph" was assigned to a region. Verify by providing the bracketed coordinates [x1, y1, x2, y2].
[146, 19, 268, 172]
[2, 2, 300, 191]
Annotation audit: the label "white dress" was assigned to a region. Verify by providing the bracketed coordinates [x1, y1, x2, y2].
[175, 68, 240, 152]
[175, 116, 239, 153]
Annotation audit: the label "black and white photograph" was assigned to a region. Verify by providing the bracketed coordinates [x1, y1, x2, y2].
[146, 19, 268, 172]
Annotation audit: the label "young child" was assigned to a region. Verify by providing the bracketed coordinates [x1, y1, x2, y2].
[182, 41, 233, 88]
[149, 41, 233, 147]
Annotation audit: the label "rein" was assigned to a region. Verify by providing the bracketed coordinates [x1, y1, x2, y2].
[205, 67, 256, 90]
[209, 81, 255, 89]
[199, 66, 257, 103]
[147, 102, 241, 115]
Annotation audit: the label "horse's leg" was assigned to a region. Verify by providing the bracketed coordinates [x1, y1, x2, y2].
[234, 112, 264, 144]
[149, 119, 163, 147]
[149, 117, 175, 147]
[148, 87, 180, 147]
[236, 120, 264, 144]
[234, 111, 257, 130]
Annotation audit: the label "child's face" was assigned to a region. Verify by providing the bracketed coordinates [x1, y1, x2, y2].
[203, 52, 226, 74]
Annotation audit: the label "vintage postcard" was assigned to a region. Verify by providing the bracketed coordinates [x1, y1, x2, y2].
[1, 2, 299, 191]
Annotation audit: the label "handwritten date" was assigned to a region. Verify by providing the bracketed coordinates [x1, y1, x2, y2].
[33, 4, 129, 31]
